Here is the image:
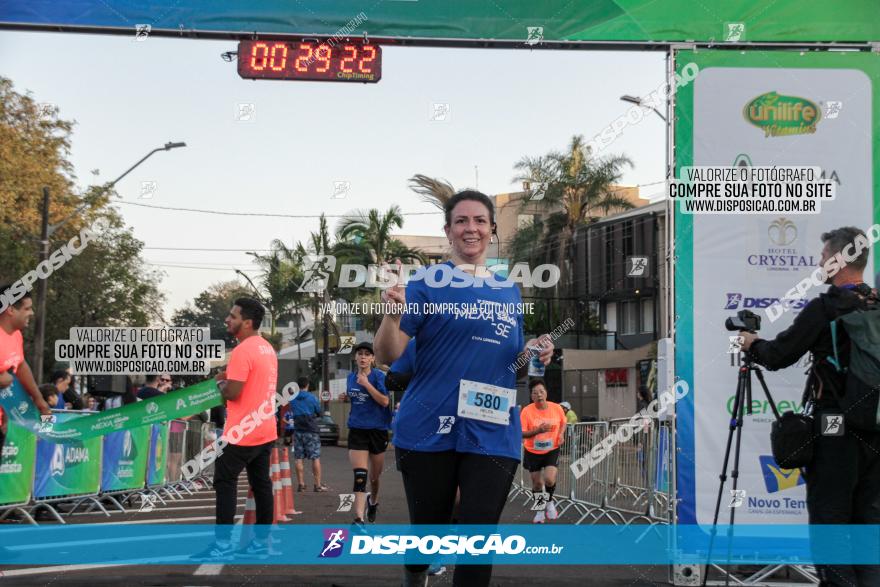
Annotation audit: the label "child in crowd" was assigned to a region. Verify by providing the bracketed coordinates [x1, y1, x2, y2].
[38, 384, 58, 410]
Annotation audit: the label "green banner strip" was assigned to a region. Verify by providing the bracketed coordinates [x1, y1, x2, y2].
[2, 0, 879, 43]
[0, 416, 37, 505]
[0, 377, 221, 443]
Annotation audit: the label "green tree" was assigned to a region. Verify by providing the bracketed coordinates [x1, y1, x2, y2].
[1, 77, 162, 379]
[335, 206, 425, 332]
[171, 280, 252, 349]
[242, 239, 313, 354]
[512, 135, 634, 317]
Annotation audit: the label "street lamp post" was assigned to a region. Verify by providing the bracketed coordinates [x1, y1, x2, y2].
[31, 141, 186, 381]
[620, 94, 667, 122]
[619, 93, 669, 346]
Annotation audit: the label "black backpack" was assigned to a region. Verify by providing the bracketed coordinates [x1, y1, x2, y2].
[822, 286, 880, 431]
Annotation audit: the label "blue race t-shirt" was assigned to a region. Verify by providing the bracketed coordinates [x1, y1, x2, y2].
[290, 390, 322, 432]
[347, 369, 391, 430]
[390, 339, 416, 374]
[392, 261, 525, 461]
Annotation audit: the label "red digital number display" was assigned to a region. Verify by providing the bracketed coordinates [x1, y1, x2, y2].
[237, 40, 381, 83]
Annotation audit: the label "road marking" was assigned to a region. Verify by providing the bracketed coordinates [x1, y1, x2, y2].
[193, 564, 224, 575]
[67, 502, 244, 515]
[123, 515, 241, 524]
[7, 531, 212, 551]
[193, 502, 246, 576]
[0, 557, 192, 577]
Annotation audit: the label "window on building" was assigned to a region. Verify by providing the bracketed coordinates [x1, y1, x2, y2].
[517, 214, 534, 229]
[622, 220, 634, 259]
[604, 225, 614, 287]
[640, 298, 654, 333]
[619, 300, 638, 335]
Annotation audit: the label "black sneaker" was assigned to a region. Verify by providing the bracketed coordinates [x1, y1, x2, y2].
[366, 493, 378, 523]
[189, 541, 235, 562]
[234, 539, 269, 560]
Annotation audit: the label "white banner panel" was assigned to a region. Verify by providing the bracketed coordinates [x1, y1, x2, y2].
[688, 65, 873, 524]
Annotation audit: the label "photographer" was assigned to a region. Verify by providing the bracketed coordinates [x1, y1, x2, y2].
[739, 226, 879, 587]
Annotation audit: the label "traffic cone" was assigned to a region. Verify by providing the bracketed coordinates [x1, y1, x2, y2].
[271, 447, 289, 523]
[279, 449, 302, 516]
[239, 487, 256, 547]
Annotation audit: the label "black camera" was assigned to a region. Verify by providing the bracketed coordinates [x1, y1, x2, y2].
[725, 309, 761, 333]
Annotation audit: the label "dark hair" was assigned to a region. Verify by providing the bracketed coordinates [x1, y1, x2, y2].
[296, 376, 310, 391]
[39, 383, 58, 403]
[233, 297, 265, 330]
[443, 190, 496, 231]
[0, 283, 32, 309]
[822, 226, 870, 271]
[529, 378, 547, 392]
[144, 374, 159, 384]
[50, 370, 70, 385]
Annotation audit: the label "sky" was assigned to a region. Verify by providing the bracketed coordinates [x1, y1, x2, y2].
[0, 31, 665, 319]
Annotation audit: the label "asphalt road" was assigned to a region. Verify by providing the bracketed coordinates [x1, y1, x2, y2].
[0, 444, 672, 586]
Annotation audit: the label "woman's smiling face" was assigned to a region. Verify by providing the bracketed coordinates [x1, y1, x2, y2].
[444, 199, 492, 263]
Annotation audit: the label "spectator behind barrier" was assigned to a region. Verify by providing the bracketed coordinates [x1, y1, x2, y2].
[49, 370, 75, 409]
[38, 384, 59, 410]
[138, 374, 163, 400]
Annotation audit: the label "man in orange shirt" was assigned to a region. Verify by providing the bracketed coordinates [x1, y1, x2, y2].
[0, 285, 53, 456]
[192, 297, 278, 561]
[520, 378, 567, 524]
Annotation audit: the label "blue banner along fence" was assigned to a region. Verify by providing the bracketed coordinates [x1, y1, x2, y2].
[0, 415, 172, 523]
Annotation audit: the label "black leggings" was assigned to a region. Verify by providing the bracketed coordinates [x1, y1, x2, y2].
[395, 447, 518, 587]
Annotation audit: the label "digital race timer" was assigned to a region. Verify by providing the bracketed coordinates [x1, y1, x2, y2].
[237, 40, 381, 83]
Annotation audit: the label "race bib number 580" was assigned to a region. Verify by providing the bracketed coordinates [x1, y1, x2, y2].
[458, 379, 516, 425]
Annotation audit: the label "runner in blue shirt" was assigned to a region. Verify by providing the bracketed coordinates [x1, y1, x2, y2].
[374, 190, 553, 587]
[288, 376, 328, 492]
[342, 341, 391, 528]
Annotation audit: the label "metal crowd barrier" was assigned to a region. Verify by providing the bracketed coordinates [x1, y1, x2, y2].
[508, 417, 675, 528]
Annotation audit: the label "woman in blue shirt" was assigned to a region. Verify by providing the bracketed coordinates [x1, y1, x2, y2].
[374, 190, 553, 587]
[343, 341, 391, 528]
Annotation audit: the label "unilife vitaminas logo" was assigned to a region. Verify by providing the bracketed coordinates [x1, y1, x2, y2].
[744, 92, 821, 137]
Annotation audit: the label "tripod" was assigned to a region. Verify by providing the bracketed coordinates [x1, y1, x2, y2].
[702, 349, 782, 587]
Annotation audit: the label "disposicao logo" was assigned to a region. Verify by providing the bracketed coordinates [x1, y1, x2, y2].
[319, 528, 348, 558]
[759, 455, 805, 493]
[744, 92, 821, 137]
[723, 293, 808, 311]
[724, 293, 743, 310]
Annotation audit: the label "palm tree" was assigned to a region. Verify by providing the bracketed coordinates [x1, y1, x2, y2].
[335, 206, 425, 265]
[335, 206, 425, 332]
[512, 135, 634, 312]
[236, 240, 306, 349]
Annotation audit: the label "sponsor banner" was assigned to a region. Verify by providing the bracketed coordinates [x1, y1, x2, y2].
[0, 1, 875, 43]
[101, 426, 150, 492]
[674, 50, 879, 525]
[33, 412, 103, 499]
[147, 423, 168, 486]
[0, 418, 37, 506]
[0, 524, 879, 565]
[0, 377, 220, 443]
